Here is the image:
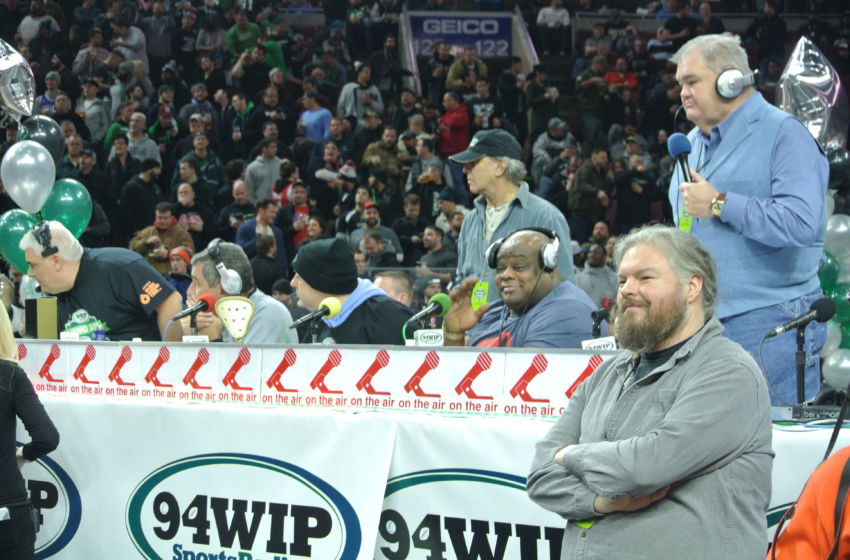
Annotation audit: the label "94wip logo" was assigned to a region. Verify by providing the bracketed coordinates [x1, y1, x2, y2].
[17, 448, 82, 559]
[126, 453, 361, 560]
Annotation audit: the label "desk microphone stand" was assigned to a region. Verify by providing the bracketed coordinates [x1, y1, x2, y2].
[309, 316, 323, 343]
[190, 312, 198, 336]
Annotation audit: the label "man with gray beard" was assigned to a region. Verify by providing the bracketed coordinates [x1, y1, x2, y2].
[527, 225, 773, 560]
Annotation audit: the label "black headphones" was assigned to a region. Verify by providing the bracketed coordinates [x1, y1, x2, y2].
[32, 221, 59, 258]
[715, 68, 757, 99]
[206, 239, 243, 294]
[486, 227, 560, 272]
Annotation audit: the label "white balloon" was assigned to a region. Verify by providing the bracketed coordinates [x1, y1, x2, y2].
[823, 321, 843, 357]
[0, 140, 55, 214]
[823, 349, 850, 392]
[826, 191, 835, 217]
[825, 214, 850, 259]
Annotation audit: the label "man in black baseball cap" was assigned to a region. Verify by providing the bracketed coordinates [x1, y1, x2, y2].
[452, 127, 576, 305]
[449, 129, 522, 164]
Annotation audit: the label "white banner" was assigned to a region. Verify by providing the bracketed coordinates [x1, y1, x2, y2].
[17, 341, 615, 418]
[380, 415, 564, 559]
[20, 397, 395, 560]
[15, 344, 850, 558]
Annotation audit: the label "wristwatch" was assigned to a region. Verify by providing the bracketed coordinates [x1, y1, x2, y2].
[710, 193, 726, 217]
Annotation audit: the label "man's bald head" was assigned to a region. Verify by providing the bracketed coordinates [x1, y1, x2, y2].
[493, 230, 560, 313]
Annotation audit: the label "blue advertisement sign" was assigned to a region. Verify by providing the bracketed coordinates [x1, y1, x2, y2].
[408, 13, 513, 59]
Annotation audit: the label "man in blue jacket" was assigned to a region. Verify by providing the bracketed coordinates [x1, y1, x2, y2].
[671, 33, 827, 405]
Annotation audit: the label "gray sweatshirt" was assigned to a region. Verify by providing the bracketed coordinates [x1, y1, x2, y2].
[245, 156, 282, 204]
[527, 317, 774, 560]
[576, 263, 618, 308]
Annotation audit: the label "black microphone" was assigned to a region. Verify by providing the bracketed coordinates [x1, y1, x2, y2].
[173, 293, 217, 320]
[667, 132, 693, 183]
[591, 308, 610, 338]
[288, 297, 342, 329]
[404, 293, 451, 326]
[765, 298, 836, 339]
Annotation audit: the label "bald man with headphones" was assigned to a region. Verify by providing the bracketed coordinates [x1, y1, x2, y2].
[671, 33, 828, 406]
[443, 228, 598, 348]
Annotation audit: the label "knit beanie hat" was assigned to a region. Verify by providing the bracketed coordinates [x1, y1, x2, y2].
[293, 237, 358, 295]
[169, 246, 194, 265]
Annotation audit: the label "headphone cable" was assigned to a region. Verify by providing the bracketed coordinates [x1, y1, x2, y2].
[498, 270, 545, 348]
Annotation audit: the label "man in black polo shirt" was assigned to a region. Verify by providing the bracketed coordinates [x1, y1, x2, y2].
[20, 221, 184, 341]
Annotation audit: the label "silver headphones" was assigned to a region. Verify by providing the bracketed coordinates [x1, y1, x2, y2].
[206, 239, 243, 294]
[486, 227, 560, 272]
[716, 68, 757, 100]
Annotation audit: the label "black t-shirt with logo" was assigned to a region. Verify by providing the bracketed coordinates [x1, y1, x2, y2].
[56, 248, 175, 341]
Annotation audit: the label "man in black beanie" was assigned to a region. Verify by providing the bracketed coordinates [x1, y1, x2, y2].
[291, 237, 414, 344]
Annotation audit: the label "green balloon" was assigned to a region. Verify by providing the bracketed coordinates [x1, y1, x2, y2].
[820, 252, 841, 293]
[831, 283, 850, 324]
[40, 179, 93, 239]
[0, 209, 38, 273]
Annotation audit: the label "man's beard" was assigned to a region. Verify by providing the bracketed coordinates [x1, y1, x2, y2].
[617, 288, 688, 354]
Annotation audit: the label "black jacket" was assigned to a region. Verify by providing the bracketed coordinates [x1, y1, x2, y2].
[313, 294, 413, 345]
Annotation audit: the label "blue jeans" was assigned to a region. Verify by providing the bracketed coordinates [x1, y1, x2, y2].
[447, 160, 469, 207]
[720, 289, 826, 407]
[568, 215, 593, 245]
[538, 176, 555, 200]
[581, 115, 605, 146]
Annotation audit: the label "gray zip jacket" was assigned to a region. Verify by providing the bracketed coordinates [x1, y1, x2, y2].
[527, 317, 774, 559]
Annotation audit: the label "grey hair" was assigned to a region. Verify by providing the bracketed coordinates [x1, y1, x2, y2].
[613, 225, 718, 318]
[191, 241, 255, 295]
[493, 157, 528, 185]
[671, 33, 750, 78]
[19, 220, 84, 262]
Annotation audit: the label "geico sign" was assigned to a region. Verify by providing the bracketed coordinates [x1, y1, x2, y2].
[422, 19, 500, 35]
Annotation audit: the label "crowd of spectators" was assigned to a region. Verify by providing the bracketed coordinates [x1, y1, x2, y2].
[0, 0, 847, 312]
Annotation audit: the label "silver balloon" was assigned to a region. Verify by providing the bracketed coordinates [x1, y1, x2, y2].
[823, 320, 842, 357]
[0, 39, 34, 121]
[825, 213, 850, 259]
[0, 140, 55, 214]
[823, 349, 850, 392]
[826, 190, 836, 217]
[777, 37, 849, 152]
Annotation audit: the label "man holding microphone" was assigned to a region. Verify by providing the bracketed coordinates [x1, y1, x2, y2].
[670, 33, 827, 405]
